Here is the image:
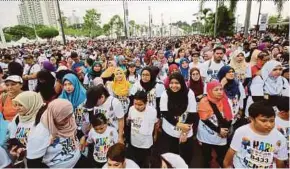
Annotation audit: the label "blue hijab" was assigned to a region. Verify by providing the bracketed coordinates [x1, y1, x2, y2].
[179, 58, 189, 80]
[217, 66, 241, 99]
[59, 73, 86, 110]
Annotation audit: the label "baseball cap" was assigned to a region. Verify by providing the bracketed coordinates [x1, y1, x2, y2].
[4, 75, 23, 84]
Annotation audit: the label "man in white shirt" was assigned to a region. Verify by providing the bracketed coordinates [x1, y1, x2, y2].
[200, 46, 226, 83]
[22, 55, 41, 91]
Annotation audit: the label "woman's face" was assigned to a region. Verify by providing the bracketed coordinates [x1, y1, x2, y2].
[135, 60, 141, 67]
[236, 53, 245, 63]
[58, 114, 73, 126]
[191, 70, 201, 81]
[129, 66, 136, 73]
[211, 85, 224, 99]
[63, 80, 74, 94]
[115, 70, 124, 81]
[93, 65, 101, 72]
[225, 69, 235, 80]
[108, 62, 114, 67]
[272, 48, 280, 56]
[67, 57, 73, 64]
[5, 81, 22, 96]
[168, 56, 174, 63]
[169, 79, 181, 92]
[192, 55, 199, 63]
[181, 61, 189, 69]
[141, 70, 151, 83]
[179, 50, 185, 58]
[50, 57, 57, 64]
[270, 65, 283, 78]
[100, 54, 106, 61]
[13, 101, 28, 116]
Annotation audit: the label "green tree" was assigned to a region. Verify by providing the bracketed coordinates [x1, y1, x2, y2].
[216, 5, 235, 36]
[37, 27, 59, 39]
[102, 24, 111, 36]
[268, 15, 279, 24]
[109, 15, 123, 38]
[3, 25, 36, 40]
[83, 9, 101, 37]
[129, 20, 136, 36]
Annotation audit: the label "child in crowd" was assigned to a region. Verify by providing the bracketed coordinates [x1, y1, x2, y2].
[223, 101, 288, 168]
[127, 91, 158, 167]
[80, 113, 118, 168]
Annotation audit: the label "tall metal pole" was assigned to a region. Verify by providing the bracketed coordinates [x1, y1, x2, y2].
[161, 13, 164, 37]
[148, 6, 151, 38]
[256, 0, 262, 37]
[244, 0, 252, 37]
[56, 0, 66, 45]
[169, 17, 172, 37]
[0, 25, 6, 46]
[236, 15, 240, 33]
[123, 0, 129, 39]
[214, 0, 219, 37]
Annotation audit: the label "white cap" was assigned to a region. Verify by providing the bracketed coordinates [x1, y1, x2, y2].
[4, 75, 23, 84]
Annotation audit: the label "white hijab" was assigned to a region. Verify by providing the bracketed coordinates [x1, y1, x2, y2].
[261, 60, 284, 95]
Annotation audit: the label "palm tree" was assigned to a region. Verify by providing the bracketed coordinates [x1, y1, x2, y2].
[274, 0, 285, 18]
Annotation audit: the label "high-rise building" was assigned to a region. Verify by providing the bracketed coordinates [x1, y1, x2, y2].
[68, 10, 81, 26]
[17, 0, 58, 28]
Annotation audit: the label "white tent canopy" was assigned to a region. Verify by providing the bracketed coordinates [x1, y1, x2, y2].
[17, 37, 30, 44]
[96, 35, 107, 40]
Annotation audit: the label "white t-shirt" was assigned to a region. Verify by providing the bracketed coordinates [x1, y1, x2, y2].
[250, 76, 289, 97]
[130, 81, 165, 108]
[128, 105, 158, 149]
[275, 116, 289, 160]
[27, 122, 81, 168]
[23, 64, 41, 91]
[74, 101, 89, 131]
[102, 158, 140, 169]
[160, 89, 197, 138]
[93, 96, 125, 130]
[8, 116, 35, 147]
[231, 124, 288, 168]
[87, 126, 118, 163]
[161, 153, 188, 168]
[0, 146, 11, 168]
[200, 59, 225, 83]
[189, 62, 202, 70]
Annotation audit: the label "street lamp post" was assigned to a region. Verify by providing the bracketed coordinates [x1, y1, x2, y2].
[214, 0, 219, 37]
[236, 14, 240, 33]
[244, 0, 252, 37]
[56, 0, 66, 45]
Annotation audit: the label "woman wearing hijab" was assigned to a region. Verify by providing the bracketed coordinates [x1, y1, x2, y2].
[7, 91, 45, 166]
[179, 58, 190, 81]
[197, 80, 232, 168]
[159, 72, 198, 165]
[107, 68, 131, 114]
[130, 67, 165, 111]
[164, 64, 179, 89]
[59, 73, 88, 138]
[246, 60, 289, 116]
[26, 99, 82, 168]
[188, 68, 204, 102]
[83, 61, 103, 88]
[35, 70, 57, 104]
[229, 51, 251, 84]
[217, 66, 246, 126]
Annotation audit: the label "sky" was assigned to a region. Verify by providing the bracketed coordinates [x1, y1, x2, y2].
[0, 0, 289, 28]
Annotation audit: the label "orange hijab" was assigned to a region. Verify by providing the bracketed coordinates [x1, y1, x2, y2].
[198, 80, 232, 121]
[111, 68, 131, 96]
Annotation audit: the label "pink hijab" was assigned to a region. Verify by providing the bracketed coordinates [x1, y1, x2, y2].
[41, 99, 77, 140]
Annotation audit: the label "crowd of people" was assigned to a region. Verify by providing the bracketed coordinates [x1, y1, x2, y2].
[0, 33, 289, 168]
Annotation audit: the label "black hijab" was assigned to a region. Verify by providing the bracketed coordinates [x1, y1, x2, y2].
[167, 72, 189, 116]
[140, 67, 157, 93]
[35, 70, 56, 102]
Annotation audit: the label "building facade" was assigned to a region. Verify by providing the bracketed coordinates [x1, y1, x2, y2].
[17, 0, 58, 28]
